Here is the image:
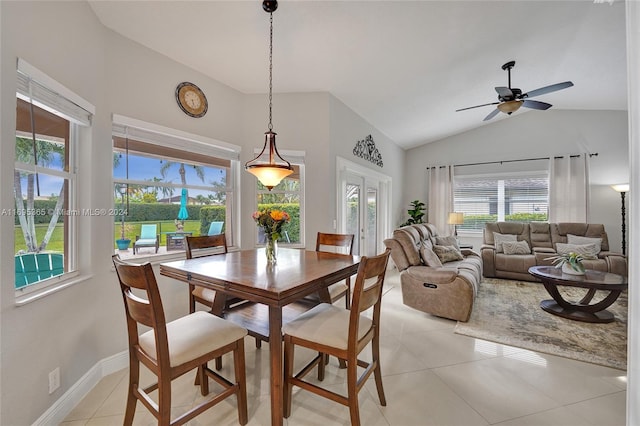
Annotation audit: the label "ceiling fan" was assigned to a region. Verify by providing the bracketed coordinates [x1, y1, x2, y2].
[456, 61, 574, 121]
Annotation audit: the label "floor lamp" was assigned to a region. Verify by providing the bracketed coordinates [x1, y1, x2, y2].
[611, 184, 629, 255]
[448, 212, 464, 238]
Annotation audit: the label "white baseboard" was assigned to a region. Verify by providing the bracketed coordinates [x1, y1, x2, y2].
[32, 351, 128, 426]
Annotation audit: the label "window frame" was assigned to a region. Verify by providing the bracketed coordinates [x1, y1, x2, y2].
[253, 151, 305, 248]
[13, 59, 94, 303]
[453, 170, 550, 234]
[111, 115, 242, 259]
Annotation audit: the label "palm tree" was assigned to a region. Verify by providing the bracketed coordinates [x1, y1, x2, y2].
[160, 161, 205, 188]
[14, 137, 65, 253]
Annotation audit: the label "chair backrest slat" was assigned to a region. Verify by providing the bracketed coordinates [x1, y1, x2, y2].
[185, 234, 228, 259]
[316, 232, 354, 255]
[124, 289, 155, 328]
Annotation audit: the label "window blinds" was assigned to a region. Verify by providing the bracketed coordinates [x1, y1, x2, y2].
[16, 59, 93, 126]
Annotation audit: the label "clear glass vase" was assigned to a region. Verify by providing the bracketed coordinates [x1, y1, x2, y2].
[265, 237, 278, 264]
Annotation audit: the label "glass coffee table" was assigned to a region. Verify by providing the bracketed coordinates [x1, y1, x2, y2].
[528, 265, 627, 323]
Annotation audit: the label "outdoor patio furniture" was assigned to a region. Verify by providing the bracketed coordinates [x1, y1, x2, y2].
[133, 224, 159, 254]
[207, 221, 224, 235]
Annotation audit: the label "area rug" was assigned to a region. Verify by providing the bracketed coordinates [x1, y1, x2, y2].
[454, 278, 627, 370]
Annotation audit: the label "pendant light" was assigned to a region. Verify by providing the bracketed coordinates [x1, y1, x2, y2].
[245, 0, 293, 191]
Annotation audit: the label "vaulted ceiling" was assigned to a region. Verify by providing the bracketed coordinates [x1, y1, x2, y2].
[89, 0, 627, 150]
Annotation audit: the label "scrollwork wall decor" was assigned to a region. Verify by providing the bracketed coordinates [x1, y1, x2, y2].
[352, 134, 383, 167]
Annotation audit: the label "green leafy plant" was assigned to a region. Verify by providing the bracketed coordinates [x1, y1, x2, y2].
[546, 251, 586, 273]
[400, 200, 426, 227]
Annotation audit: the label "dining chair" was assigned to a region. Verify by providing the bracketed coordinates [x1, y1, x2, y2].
[111, 255, 248, 426]
[185, 235, 264, 353]
[133, 224, 159, 254]
[282, 249, 391, 426]
[185, 234, 229, 315]
[307, 232, 355, 308]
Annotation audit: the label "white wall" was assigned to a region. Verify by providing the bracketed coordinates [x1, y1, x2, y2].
[329, 95, 406, 235]
[0, 3, 406, 425]
[404, 110, 629, 250]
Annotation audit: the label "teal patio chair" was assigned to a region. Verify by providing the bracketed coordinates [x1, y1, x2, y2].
[207, 221, 224, 236]
[133, 224, 159, 254]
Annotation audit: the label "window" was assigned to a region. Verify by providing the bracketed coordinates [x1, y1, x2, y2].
[255, 159, 304, 247]
[13, 59, 93, 295]
[112, 116, 240, 258]
[454, 172, 549, 233]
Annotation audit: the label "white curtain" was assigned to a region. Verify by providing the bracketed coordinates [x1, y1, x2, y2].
[548, 154, 590, 222]
[427, 165, 454, 233]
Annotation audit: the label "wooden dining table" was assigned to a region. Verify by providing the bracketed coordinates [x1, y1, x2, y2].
[159, 247, 360, 426]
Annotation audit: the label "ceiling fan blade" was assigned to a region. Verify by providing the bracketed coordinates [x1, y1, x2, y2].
[495, 86, 513, 99]
[522, 81, 574, 98]
[456, 101, 499, 112]
[522, 99, 552, 110]
[483, 108, 500, 121]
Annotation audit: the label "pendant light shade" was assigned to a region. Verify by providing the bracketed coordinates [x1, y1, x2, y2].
[245, 0, 293, 191]
[246, 131, 293, 190]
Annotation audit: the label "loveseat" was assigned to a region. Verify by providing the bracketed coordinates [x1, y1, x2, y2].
[481, 222, 627, 282]
[383, 223, 482, 322]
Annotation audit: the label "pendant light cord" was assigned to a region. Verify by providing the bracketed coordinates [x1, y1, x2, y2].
[268, 12, 273, 131]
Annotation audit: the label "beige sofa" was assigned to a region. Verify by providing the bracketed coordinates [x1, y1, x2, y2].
[383, 223, 482, 322]
[481, 222, 627, 282]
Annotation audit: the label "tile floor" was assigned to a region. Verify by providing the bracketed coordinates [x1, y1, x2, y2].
[61, 268, 627, 425]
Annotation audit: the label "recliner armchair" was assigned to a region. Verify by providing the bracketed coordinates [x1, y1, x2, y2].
[383, 224, 482, 322]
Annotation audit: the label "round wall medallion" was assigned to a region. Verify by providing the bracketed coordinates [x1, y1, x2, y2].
[175, 82, 208, 118]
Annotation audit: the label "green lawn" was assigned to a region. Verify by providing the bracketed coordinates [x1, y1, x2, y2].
[14, 220, 203, 253]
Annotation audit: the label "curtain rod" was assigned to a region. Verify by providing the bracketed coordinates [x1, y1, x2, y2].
[426, 152, 598, 169]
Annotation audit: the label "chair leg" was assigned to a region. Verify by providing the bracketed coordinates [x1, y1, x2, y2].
[158, 373, 172, 426]
[123, 359, 138, 426]
[199, 363, 209, 396]
[233, 339, 248, 425]
[255, 337, 262, 349]
[346, 355, 361, 426]
[345, 279, 351, 310]
[215, 356, 223, 371]
[283, 338, 295, 418]
[372, 334, 387, 406]
[317, 352, 326, 381]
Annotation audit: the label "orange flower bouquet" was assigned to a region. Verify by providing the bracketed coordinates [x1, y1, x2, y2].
[252, 208, 290, 263]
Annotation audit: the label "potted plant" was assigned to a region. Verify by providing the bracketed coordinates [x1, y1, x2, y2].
[546, 251, 586, 275]
[400, 200, 426, 226]
[116, 221, 132, 250]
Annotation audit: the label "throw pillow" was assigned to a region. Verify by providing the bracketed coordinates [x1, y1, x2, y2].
[420, 243, 443, 267]
[434, 235, 460, 250]
[502, 240, 531, 255]
[433, 244, 464, 263]
[493, 232, 517, 253]
[556, 242, 599, 259]
[567, 234, 602, 254]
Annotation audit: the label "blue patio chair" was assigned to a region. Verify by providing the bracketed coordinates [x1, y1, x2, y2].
[207, 221, 224, 236]
[134, 224, 159, 254]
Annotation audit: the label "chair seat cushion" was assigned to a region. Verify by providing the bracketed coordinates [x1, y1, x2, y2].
[135, 238, 157, 246]
[139, 311, 247, 367]
[192, 286, 216, 303]
[282, 303, 372, 350]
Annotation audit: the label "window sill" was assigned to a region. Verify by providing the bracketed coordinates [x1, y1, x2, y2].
[15, 272, 93, 306]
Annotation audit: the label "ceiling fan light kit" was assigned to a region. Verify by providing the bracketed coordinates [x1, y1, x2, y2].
[456, 60, 574, 121]
[497, 100, 523, 114]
